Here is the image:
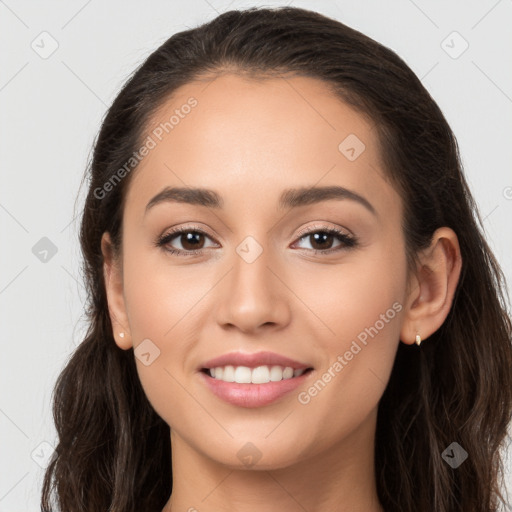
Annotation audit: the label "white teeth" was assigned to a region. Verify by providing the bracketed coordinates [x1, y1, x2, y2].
[283, 367, 294, 379]
[269, 365, 283, 382]
[207, 365, 307, 384]
[222, 365, 235, 382]
[234, 366, 252, 383]
[251, 365, 270, 384]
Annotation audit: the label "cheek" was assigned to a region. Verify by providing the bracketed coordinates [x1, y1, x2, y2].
[345, 257, 405, 375]
[294, 247, 406, 348]
[292, 248, 406, 419]
[119, 245, 202, 419]
[122, 240, 208, 341]
[340, 265, 404, 344]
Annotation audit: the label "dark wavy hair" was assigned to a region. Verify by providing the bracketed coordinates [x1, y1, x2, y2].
[41, 6, 512, 512]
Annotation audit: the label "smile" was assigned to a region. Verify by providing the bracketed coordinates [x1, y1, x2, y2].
[199, 366, 314, 408]
[203, 365, 309, 383]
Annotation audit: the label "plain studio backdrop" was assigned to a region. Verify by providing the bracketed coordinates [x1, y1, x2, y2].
[1, 0, 511, 510]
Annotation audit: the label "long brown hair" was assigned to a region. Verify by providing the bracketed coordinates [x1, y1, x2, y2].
[41, 7, 512, 511]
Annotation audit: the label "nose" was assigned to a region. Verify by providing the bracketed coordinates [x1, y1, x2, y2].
[214, 245, 292, 334]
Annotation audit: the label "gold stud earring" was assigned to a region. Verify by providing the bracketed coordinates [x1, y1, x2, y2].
[119, 332, 125, 338]
[415, 333, 422, 346]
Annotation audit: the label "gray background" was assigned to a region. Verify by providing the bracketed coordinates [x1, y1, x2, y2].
[1, 0, 511, 510]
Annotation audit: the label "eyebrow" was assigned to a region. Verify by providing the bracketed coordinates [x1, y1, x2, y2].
[145, 185, 377, 216]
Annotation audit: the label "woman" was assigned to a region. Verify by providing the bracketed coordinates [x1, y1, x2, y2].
[41, 6, 512, 512]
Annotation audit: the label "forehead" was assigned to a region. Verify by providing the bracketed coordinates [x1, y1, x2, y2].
[124, 73, 398, 220]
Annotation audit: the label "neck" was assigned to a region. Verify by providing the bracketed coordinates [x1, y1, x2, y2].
[162, 408, 384, 512]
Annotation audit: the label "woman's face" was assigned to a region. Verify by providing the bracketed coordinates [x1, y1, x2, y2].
[108, 73, 411, 469]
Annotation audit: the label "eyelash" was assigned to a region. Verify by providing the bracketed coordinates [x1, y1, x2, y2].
[155, 224, 358, 257]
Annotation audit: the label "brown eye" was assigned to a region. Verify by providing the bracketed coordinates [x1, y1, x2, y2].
[177, 231, 206, 251]
[307, 232, 336, 250]
[156, 228, 217, 255]
[294, 228, 357, 253]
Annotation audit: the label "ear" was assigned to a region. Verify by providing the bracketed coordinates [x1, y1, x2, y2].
[400, 227, 462, 345]
[101, 231, 132, 350]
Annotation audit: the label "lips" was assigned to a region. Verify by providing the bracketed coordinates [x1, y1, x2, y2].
[200, 351, 312, 371]
[198, 351, 314, 408]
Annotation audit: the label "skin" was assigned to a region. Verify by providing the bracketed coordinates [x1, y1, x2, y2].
[102, 73, 462, 512]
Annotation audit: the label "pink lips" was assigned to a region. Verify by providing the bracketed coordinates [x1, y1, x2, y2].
[198, 351, 314, 408]
[200, 350, 311, 370]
